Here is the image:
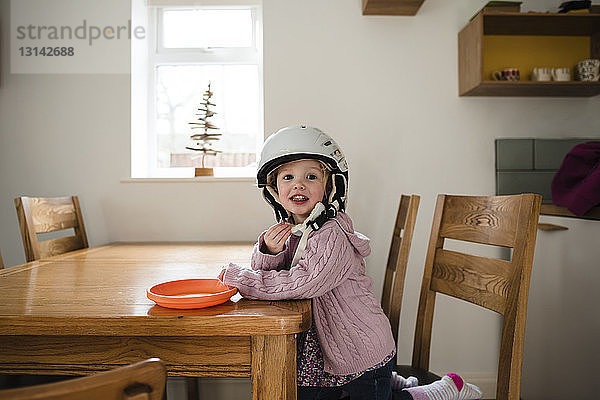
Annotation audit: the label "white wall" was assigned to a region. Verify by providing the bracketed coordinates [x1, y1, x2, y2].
[1, 0, 599, 398]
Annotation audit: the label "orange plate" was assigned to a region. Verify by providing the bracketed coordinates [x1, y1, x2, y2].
[146, 278, 238, 309]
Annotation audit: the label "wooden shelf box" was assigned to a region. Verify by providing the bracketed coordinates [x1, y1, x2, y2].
[362, 0, 425, 16]
[458, 12, 600, 97]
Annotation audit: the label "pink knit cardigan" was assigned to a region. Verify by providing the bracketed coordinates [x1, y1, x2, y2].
[223, 212, 396, 375]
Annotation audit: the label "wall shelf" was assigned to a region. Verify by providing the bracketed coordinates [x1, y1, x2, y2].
[362, 0, 425, 16]
[458, 12, 600, 97]
[464, 80, 600, 97]
[481, 12, 600, 36]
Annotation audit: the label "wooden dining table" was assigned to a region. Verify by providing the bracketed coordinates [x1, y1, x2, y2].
[0, 242, 311, 399]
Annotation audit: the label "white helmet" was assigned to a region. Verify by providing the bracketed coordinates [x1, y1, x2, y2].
[257, 125, 349, 225]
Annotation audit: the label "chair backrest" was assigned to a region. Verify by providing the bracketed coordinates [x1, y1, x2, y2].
[0, 358, 166, 400]
[0, 249, 4, 269]
[381, 194, 420, 345]
[14, 196, 89, 262]
[412, 193, 541, 400]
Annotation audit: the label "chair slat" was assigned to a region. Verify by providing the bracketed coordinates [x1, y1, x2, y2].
[433, 248, 513, 303]
[431, 270, 507, 314]
[38, 235, 85, 258]
[30, 197, 79, 233]
[439, 195, 521, 247]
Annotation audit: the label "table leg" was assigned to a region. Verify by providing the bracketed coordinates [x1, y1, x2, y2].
[186, 377, 199, 400]
[251, 335, 296, 400]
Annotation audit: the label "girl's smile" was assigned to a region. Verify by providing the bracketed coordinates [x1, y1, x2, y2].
[276, 159, 327, 224]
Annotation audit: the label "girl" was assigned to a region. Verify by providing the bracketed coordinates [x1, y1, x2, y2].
[220, 125, 481, 400]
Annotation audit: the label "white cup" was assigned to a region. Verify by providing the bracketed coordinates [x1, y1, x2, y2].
[531, 67, 551, 81]
[575, 59, 600, 81]
[551, 67, 571, 81]
[492, 68, 520, 81]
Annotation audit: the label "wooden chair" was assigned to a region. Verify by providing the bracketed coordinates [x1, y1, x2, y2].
[0, 249, 4, 269]
[14, 196, 89, 262]
[0, 358, 166, 400]
[394, 194, 541, 400]
[381, 194, 420, 345]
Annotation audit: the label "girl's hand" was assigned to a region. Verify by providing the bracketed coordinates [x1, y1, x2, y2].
[217, 268, 226, 282]
[263, 222, 292, 254]
[217, 267, 234, 290]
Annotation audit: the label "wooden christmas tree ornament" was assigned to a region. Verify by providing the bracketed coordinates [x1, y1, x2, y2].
[186, 82, 221, 177]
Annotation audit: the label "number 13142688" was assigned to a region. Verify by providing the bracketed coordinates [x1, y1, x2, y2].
[19, 46, 74, 56]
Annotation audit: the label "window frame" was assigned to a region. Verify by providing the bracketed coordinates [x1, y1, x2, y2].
[132, 2, 263, 179]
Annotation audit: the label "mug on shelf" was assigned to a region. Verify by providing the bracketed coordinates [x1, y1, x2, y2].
[575, 59, 600, 82]
[531, 67, 552, 81]
[492, 68, 520, 81]
[551, 67, 571, 81]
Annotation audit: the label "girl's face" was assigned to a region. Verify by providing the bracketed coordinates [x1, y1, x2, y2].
[276, 159, 327, 224]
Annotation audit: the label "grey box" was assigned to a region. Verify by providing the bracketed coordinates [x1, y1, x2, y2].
[495, 139, 533, 170]
[496, 171, 555, 201]
[534, 139, 594, 170]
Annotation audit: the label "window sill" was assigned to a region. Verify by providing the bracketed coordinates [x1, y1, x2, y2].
[121, 177, 255, 183]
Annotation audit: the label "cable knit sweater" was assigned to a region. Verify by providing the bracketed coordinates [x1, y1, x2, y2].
[223, 212, 396, 375]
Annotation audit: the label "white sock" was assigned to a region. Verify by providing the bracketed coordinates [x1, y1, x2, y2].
[404, 373, 482, 400]
[391, 371, 418, 391]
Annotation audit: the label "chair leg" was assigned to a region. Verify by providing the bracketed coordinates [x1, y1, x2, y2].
[186, 377, 199, 400]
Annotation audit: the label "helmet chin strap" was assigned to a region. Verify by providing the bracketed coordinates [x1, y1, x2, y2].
[263, 186, 289, 221]
[327, 173, 347, 215]
[289, 202, 328, 267]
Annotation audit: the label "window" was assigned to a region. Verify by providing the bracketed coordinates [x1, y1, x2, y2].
[131, 1, 262, 178]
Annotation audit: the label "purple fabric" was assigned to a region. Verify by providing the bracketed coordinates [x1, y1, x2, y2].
[223, 212, 396, 376]
[551, 141, 600, 216]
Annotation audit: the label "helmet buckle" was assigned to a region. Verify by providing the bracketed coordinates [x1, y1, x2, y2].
[326, 206, 337, 218]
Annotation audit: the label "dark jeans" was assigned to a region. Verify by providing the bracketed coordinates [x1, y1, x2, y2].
[297, 359, 393, 400]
